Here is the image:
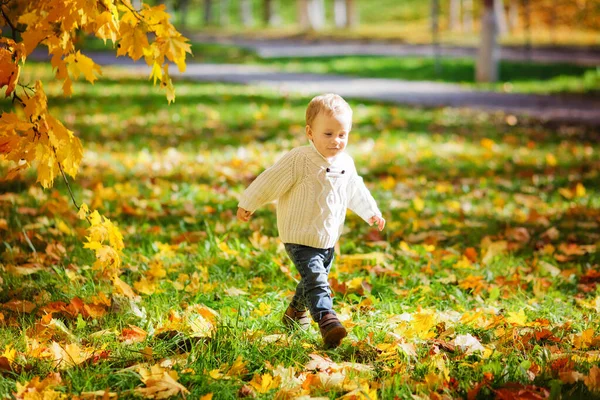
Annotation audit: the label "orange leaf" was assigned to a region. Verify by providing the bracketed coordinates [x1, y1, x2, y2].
[464, 247, 478, 262]
[14, 373, 63, 399]
[120, 325, 148, 344]
[2, 299, 36, 313]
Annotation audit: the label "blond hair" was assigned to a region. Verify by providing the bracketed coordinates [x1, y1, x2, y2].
[305, 93, 352, 127]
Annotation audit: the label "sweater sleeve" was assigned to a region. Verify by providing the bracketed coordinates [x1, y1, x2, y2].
[238, 149, 300, 212]
[347, 167, 381, 223]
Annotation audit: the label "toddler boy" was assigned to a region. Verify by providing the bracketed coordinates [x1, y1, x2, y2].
[237, 93, 385, 348]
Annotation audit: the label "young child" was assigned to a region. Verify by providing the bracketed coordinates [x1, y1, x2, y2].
[237, 93, 385, 348]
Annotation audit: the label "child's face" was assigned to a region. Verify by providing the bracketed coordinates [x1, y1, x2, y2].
[306, 111, 352, 159]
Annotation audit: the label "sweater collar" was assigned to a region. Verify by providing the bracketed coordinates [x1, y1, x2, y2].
[308, 140, 342, 166]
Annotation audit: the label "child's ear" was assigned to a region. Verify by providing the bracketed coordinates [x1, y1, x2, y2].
[305, 125, 313, 140]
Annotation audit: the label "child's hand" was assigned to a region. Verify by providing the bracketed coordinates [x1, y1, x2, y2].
[368, 215, 386, 231]
[237, 207, 252, 222]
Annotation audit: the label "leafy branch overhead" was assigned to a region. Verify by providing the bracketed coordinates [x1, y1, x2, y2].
[0, 0, 191, 189]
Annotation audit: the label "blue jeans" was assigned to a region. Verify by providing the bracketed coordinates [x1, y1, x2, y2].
[284, 243, 336, 322]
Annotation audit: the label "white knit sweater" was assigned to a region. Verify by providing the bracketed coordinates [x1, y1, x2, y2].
[238, 144, 381, 249]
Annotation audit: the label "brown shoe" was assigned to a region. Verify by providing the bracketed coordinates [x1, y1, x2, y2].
[318, 313, 347, 348]
[282, 304, 311, 331]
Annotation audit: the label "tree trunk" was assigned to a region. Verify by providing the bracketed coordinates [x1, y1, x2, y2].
[476, 0, 499, 82]
[449, 0, 461, 31]
[462, 0, 474, 32]
[220, 0, 230, 26]
[431, 0, 441, 75]
[178, 0, 190, 29]
[297, 0, 310, 30]
[494, 0, 508, 35]
[204, 0, 213, 25]
[307, 0, 325, 30]
[263, 0, 281, 26]
[334, 0, 347, 28]
[345, 0, 358, 28]
[522, 0, 531, 61]
[240, 0, 253, 27]
[507, 0, 519, 32]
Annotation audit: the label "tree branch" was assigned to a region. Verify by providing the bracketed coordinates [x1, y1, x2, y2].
[55, 150, 81, 211]
[0, 4, 22, 41]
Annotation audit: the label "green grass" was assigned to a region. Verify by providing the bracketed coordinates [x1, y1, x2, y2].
[0, 64, 599, 398]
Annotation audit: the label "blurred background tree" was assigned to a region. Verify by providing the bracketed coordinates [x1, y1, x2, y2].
[136, 0, 598, 47]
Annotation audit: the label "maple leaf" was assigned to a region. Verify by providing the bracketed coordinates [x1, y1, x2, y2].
[95, 11, 120, 44]
[65, 51, 102, 84]
[136, 364, 190, 399]
[160, 64, 176, 104]
[120, 325, 148, 344]
[249, 373, 281, 394]
[0, 48, 20, 97]
[118, 22, 149, 60]
[79, 390, 118, 399]
[453, 334, 485, 355]
[49, 341, 95, 369]
[2, 299, 36, 313]
[19, 25, 50, 56]
[506, 309, 528, 326]
[584, 366, 600, 393]
[157, 34, 191, 72]
[14, 373, 65, 400]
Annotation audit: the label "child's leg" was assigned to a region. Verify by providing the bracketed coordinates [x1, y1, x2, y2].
[285, 244, 335, 322]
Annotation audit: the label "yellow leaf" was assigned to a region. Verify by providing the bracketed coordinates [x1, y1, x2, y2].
[209, 369, 225, 380]
[559, 187, 574, 199]
[56, 220, 72, 235]
[22, 81, 47, 120]
[15, 373, 64, 400]
[253, 302, 271, 317]
[136, 365, 190, 399]
[20, 26, 49, 56]
[65, 51, 102, 84]
[158, 35, 191, 72]
[480, 138, 495, 151]
[249, 373, 280, 394]
[150, 62, 163, 84]
[118, 23, 149, 60]
[575, 183, 586, 198]
[95, 11, 120, 44]
[134, 276, 157, 295]
[2, 345, 16, 364]
[584, 366, 600, 393]
[482, 240, 507, 265]
[412, 196, 424, 212]
[227, 356, 248, 377]
[0, 48, 20, 96]
[546, 153, 557, 167]
[50, 342, 92, 369]
[506, 309, 528, 326]
[573, 328, 594, 349]
[112, 276, 139, 299]
[78, 203, 90, 220]
[160, 65, 175, 103]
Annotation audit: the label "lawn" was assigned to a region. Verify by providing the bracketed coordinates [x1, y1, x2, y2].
[0, 64, 599, 398]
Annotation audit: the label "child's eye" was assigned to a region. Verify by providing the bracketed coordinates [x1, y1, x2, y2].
[325, 132, 332, 136]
